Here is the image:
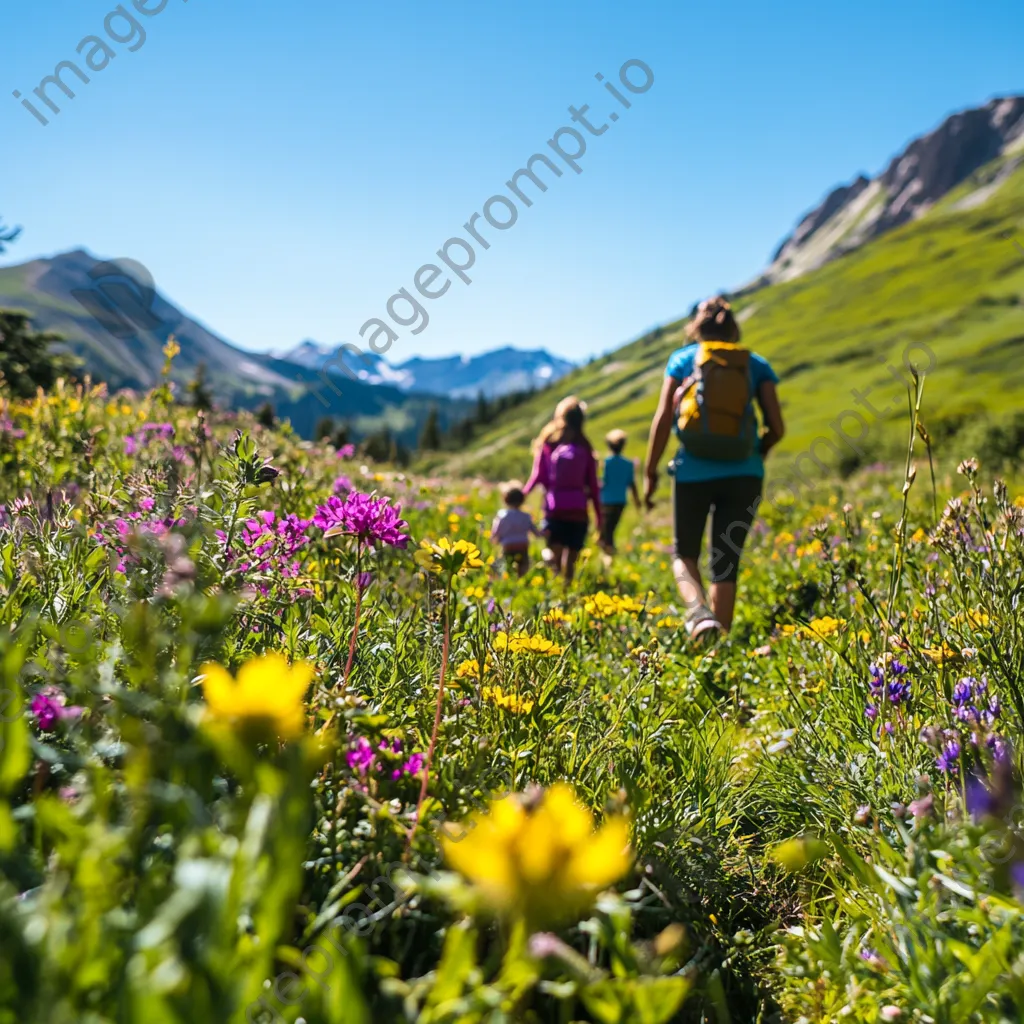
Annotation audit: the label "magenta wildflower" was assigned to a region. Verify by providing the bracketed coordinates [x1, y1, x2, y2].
[336, 444, 356, 459]
[31, 687, 83, 731]
[347, 737, 376, 775]
[313, 490, 409, 549]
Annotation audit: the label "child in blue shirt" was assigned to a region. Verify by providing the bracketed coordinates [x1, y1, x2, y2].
[599, 429, 641, 553]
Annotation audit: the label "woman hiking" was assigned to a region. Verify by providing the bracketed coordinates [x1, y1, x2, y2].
[524, 396, 602, 585]
[643, 297, 784, 640]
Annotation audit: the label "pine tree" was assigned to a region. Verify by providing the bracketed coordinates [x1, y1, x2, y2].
[475, 390, 490, 425]
[419, 406, 442, 450]
[188, 362, 214, 411]
[255, 402, 276, 429]
[0, 215, 20, 254]
[0, 310, 77, 398]
[315, 416, 335, 441]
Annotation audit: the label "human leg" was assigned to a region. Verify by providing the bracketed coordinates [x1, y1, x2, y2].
[673, 482, 714, 615]
[707, 476, 762, 631]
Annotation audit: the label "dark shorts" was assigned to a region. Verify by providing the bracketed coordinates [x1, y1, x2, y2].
[674, 476, 762, 583]
[543, 517, 588, 551]
[600, 504, 626, 547]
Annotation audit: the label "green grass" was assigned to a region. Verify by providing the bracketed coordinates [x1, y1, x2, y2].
[426, 157, 1024, 482]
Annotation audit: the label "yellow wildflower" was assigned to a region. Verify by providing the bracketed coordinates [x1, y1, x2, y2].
[456, 657, 491, 681]
[657, 616, 684, 629]
[493, 632, 564, 657]
[923, 642, 960, 665]
[781, 616, 846, 640]
[481, 686, 534, 715]
[464, 585, 486, 599]
[583, 591, 645, 619]
[415, 537, 485, 576]
[199, 653, 312, 741]
[774, 532, 795, 546]
[441, 783, 631, 925]
[530, 575, 544, 587]
[542, 608, 571, 626]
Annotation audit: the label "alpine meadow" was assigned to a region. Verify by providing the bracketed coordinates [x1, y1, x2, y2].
[5, 8, 1024, 1022]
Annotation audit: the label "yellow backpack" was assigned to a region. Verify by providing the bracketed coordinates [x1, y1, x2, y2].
[675, 342, 756, 460]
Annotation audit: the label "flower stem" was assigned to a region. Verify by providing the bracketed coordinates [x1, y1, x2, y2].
[411, 581, 452, 846]
[339, 543, 364, 695]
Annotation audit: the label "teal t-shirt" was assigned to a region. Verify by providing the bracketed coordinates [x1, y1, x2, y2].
[665, 344, 779, 483]
[600, 454, 635, 505]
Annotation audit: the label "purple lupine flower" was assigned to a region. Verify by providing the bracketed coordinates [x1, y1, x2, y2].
[937, 739, 961, 773]
[314, 491, 409, 549]
[124, 435, 138, 456]
[356, 571, 374, 592]
[952, 679, 974, 705]
[332, 474, 353, 497]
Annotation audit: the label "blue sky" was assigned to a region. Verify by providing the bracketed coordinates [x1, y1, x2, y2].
[2, 0, 1022, 363]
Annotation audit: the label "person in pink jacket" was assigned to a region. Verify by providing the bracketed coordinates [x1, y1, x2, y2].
[523, 395, 602, 585]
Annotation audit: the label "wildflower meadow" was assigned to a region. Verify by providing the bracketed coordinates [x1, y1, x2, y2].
[3, 351, 1024, 1023]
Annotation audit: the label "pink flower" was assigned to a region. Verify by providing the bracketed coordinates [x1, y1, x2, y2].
[31, 687, 83, 731]
[313, 491, 409, 549]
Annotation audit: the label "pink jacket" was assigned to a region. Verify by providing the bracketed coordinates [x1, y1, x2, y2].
[523, 442, 602, 527]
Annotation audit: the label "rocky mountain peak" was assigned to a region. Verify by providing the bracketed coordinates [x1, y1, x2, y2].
[753, 95, 1024, 289]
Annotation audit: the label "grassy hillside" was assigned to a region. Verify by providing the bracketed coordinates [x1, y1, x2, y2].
[427, 154, 1024, 482]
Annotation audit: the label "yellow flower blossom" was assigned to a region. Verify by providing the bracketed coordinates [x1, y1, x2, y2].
[199, 653, 312, 741]
[481, 686, 535, 715]
[456, 657, 491, 681]
[774, 531, 795, 546]
[415, 537, 485, 576]
[542, 608, 571, 626]
[781, 616, 846, 640]
[493, 632, 564, 657]
[657, 616, 684, 629]
[530, 575, 544, 587]
[923, 642, 960, 665]
[583, 591, 645, 619]
[441, 783, 631, 925]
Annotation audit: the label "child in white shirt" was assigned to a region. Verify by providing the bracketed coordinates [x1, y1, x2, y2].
[490, 481, 541, 578]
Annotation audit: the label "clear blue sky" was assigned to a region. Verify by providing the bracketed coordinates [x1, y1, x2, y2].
[2, 0, 1022, 363]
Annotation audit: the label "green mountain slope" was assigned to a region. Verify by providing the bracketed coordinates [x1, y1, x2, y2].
[428, 154, 1024, 482]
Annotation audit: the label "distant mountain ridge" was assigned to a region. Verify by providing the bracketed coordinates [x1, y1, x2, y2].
[0, 249, 475, 441]
[751, 95, 1024, 287]
[280, 341, 574, 399]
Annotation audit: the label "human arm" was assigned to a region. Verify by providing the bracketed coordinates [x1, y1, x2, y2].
[522, 445, 547, 497]
[757, 381, 785, 456]
[644, 376, 680, 509]
[630, 464, 642, 511]
[490, 513, 503, 543]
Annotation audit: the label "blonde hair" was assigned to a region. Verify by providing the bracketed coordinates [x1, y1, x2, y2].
[686, 296, 741, 343]
[534, 395, 592, 452]
[605, 429, 627, 453]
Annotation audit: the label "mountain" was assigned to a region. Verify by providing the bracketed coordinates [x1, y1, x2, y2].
[0, 249, 471, 442]
[279, 341, 574, 399]
[750, 95, 1024, 288]
[426, 97, 1024, 481]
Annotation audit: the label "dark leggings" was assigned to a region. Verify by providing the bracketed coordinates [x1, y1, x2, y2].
[673, 477, 762, 583]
